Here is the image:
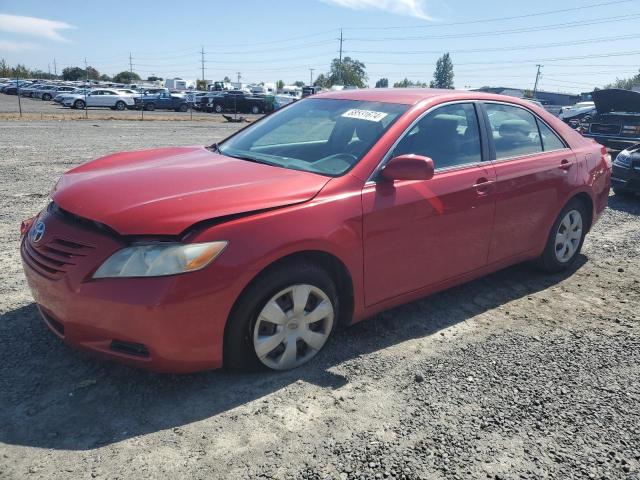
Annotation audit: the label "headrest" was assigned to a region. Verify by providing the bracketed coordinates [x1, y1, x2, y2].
[499, 119, 531, 138]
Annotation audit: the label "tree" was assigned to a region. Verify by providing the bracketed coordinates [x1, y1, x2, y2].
[112, 71, 141, 83]
[12, 64, 30, 79]
[276, 79, 285, 91]
[223, 76, 231, 83]
[293, 80, 305, 87]
[62, 66, 85, 81]
[86, 66, 100, 80]
[430, 53, 454, 89]
[327, 56, 367, 88]
[375, 78, 389, 88]
[314, 74, 329, 88]
[0, 59, 11, 77]
[147, 75, 163, 82]
[523, 89, 534, 99]
[196, 79, 207, 91]
[100, 74, 111, 81]
[393, 78, 427, 88]
[604, 69, 640, 90]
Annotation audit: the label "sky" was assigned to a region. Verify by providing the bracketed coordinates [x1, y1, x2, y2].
[1, 0, 639, 93]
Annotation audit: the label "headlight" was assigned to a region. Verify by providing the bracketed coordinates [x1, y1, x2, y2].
[93, 241, 227, 278]
[613, 151, 630, 168]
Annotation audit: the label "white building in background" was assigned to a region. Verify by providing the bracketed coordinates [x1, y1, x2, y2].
[164, 78, 196, 90]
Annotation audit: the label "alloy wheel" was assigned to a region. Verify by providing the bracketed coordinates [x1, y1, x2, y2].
[554, 209, 582, 263]
[253, 284, 334, 370]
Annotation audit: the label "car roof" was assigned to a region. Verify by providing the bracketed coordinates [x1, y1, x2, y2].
[313, 88, 535, 106]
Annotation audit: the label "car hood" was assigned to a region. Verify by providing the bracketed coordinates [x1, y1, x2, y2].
[592, 88, 640, 114]
[52, 146, 331, 235]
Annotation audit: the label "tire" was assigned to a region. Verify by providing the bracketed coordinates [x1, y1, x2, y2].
[42, 93, 52, 101]
[536, 198, 588, 273]
[115, 101, 126, 111]
[250, 105, 261, 114]
[214, 104, 223, 113]
[224, 262, 338, 372]
[177, 103, 188, 112]
[144, 103, 155, 111]
[73, 100, 85, 110]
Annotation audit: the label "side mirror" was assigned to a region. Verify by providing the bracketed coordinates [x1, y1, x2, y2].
[381, 154, 435, 181]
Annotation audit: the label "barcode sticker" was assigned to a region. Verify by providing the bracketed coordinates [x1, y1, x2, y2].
[341, 109, 388, 122]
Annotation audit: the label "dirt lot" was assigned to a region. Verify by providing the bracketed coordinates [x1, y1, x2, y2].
[0, 114, 639, 480]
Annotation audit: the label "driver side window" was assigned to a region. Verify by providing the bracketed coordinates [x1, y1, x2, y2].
[393, 103, 482, 170]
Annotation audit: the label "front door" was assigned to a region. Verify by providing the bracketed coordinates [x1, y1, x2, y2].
[362, 102, 496, 306]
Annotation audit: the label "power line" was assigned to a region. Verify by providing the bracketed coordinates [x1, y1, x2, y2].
[344, 0, 634, 30]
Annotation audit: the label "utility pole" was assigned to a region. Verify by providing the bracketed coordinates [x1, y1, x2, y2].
[53, 58, 57, 79]
[310, 68, 314, 86]
[338, 28, 343, 85]
[533, 64, 542, 99]
[201, 46, 205, 82]
[84, 57, 89, 118]
[47, 63, 51, 78]
[129, 52, 133, 74]
[236, 72, 241, 85]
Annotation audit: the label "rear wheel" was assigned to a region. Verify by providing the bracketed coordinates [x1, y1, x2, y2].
[250, 105, 261, 114]
[537, 199, 587, 272]
[214, 104, 223, 113]
[144, 102, 155, 111]
[177, 103, 188, 112]
[224, 262, 338, 372]
[42, 93, 52, 101]
[73, 99, 85, 110]
[115, 100, 126, 111]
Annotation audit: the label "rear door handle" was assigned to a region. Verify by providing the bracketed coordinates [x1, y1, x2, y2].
[559, 159, 572, 170]
[473, 177, 494, 195]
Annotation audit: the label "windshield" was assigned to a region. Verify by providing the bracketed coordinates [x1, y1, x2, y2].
[219, 98, 408, 176]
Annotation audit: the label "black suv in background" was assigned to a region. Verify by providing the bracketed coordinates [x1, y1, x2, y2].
[612, 145, 640, 196]
[196, 90, 271, 114]
[582, 89, 640, 151]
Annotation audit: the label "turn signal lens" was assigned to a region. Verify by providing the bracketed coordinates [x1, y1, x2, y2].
[93, 241, 228, 278]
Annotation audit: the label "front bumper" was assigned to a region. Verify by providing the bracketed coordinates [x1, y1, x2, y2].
[20, 207, 232, 373]
[612, 163, 640, 192]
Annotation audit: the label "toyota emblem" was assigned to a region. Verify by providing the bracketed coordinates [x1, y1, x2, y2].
[30, 220, 46, 244]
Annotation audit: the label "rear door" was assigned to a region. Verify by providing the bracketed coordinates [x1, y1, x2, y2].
[480, 102, 577, 263]
[362, 102, 497, 306]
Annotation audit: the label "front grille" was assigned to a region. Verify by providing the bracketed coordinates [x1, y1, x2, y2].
[590, 123, 622, 135]
[22, 236, 95, 279]
[110, 340, 150, 358]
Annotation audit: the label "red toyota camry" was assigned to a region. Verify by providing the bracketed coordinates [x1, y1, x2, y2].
[20, 89, 611, 373]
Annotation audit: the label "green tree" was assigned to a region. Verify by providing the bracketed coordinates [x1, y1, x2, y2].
[293, 80, 305, 87]
[314, 74, 329, 88]
[100, 74, 112, 81]
[147, 75, 163, 82]
[112, 71, 141, 83]
[604, 69, 640, 90]
[328, 56, 367, 88]
[375, 78, 389, 88]
[523, 89, 534, 98]
[62, 66, 85, 81]
[196, 79, 207, 91]
[0, 58, 11, 77]
[223, 76, 231, 83]
[276, 79, 285, 91]
[11, 64, 30, 79]
[429, 53, 454, 89]
[393, 78, 427, 88]
[86, 66, 100, 80]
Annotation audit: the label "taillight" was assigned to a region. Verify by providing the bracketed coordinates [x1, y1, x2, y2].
[20, 216, 36, 236]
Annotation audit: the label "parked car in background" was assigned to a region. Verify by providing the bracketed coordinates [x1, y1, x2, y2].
[39, 85, 76, 101]
[582, 89, 640, 150]
[134, 91, 189, 111]
[62, 89, 136, 110]
[611, 144, 640, 196]
[54, 88, 91, 104]
[200, 90, 270, 114]
[20, 89, 610, 373]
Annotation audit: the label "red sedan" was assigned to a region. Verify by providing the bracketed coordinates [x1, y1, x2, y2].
[20, 89, 611, 373]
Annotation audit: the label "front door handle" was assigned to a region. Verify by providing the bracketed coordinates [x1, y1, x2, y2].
[473, 177, 494, 195]
[559, 159, 572, 170]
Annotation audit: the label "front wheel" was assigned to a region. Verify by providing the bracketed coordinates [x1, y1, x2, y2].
[250, 105, 261, 114]
[213, 104, 223, 113]
[536, 199, 587, 273]
[177, 103, 188, 112]
[42, 93, 52, 101]
[73, 99, 85, 110]
[115, 100, 126, 111]
[224, 263, 338, 372]
[144, 103, 155, 111]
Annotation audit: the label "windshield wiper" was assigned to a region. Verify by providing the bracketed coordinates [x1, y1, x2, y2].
[226, 154, 277, 167]
[206, 142, 220, 152]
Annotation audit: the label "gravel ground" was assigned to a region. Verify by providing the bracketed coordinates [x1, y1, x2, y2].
[0, 116, 639, 480]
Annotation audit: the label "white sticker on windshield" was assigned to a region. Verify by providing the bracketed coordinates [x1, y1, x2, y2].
[341, 109, 388, 122]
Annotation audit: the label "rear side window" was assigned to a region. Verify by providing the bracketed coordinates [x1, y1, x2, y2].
[393, 103, 482, 169]
[537, 121, 566, 151]
[485, 103, 542, 159]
